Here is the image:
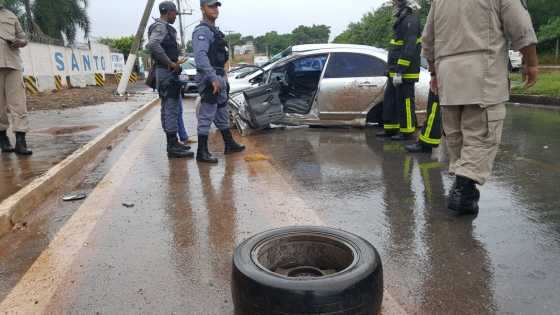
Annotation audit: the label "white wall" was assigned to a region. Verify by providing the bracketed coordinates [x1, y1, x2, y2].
[19, 42, 125, 91]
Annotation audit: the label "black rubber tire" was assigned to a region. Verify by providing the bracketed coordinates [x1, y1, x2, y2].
[232, 226, 383, 315]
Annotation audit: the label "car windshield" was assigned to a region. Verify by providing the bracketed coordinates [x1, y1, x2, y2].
[236, 47, 293, 78]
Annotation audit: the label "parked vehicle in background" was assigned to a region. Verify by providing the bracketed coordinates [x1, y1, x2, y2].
[179, 58, 198, 97]
[228, 46, 431, 135]
[254, 55, 270, 66]
[509, 50, 522, 71]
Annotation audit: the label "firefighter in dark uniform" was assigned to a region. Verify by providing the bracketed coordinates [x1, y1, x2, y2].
[377, 0, 422, 141]
[193, 0, 245, 164]
[147, 1, 193, 159]
[405, 90, 442, 153]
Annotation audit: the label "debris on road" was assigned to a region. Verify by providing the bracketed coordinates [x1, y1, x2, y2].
[62, 193, 88, 202]
[122, 203, 135, 208]
[11, 222, 27, 232]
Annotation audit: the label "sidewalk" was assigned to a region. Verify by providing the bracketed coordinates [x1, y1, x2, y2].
[0, 91, 157, 203]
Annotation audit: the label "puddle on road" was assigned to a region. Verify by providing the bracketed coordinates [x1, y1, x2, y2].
[33, 125, 99, 135]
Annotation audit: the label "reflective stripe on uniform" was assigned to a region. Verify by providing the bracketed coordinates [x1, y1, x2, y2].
[400, 98, 415, 133]
[397, 59, 411, 66]
[384, 123, 400, 130]
[390, 38, 422, 46]
[419, 101, 441, 145]
[389, 72, 420, 79]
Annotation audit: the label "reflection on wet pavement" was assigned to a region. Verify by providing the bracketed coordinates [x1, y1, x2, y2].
[0, 94, 157, 203]
[0, 103, 559, 314]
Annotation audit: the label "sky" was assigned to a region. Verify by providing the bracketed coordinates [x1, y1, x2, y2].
[89, 0, 386, 42]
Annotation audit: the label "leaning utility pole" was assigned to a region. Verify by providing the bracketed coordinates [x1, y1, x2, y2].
[117, 0, 156, 95]
[176, 0, 186, 49]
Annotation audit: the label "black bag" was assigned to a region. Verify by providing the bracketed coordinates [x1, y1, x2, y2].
[146, 65, 157, 89]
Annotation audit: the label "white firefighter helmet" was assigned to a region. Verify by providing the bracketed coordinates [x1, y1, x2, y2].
[390, 0, 422, 10]
[403, 0, 421, 10]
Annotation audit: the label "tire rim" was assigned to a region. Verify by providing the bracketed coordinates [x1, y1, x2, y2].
[251, 232, 359, 280]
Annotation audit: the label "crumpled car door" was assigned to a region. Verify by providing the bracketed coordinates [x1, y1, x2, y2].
[243, 82, 284, 129]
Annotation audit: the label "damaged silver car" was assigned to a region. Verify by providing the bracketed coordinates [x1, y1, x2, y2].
[228, 46, 430, 135]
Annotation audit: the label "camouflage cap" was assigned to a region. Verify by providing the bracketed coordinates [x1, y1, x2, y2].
[200, 0, 222, 7]
[159, 1, 177, 13]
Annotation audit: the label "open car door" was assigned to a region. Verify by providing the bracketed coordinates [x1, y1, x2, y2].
[243, 82, 284, 129]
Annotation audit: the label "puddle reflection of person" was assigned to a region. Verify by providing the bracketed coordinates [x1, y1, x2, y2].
[417, 159, 495, 314]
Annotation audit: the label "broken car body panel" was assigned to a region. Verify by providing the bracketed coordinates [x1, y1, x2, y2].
[228, 46, 430, 135]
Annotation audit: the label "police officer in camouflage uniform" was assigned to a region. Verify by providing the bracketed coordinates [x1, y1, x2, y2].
[147, 1, 193, 159]
[193, 0, 245, 164]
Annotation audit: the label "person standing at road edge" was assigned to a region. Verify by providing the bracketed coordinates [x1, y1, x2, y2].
[422, 0, 539, 215]
[147, 1, 194, 159]
[193, 0, 245, 164]
[0, 1, 32, 155]
[377, 0, 422, 141]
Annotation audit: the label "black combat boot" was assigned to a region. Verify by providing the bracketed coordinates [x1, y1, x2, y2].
[177, 140, 191, 151]
[448, 175, 481, 215]
[0, 130, 14, 153]
[405, 142, 433, 153]
[14, 132, 32, 156]
[376, 130, 398, 138]
[167, 133, 194, 159]
[391, 133, 414, 141]
[221, 129, 245, 154]
[197, 135, 218, 164]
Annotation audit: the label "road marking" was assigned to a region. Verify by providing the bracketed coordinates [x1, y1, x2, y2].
[0, 112, 160, 314]
[1, 118, 407, 315]
[240, 138, 409, 315]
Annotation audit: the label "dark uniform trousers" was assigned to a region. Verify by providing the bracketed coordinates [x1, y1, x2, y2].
[418, 91, 442, 147]
[383, 79, 416, 135]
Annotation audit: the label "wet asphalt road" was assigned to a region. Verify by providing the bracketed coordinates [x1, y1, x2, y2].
[0, 101, 559, 314]
[0, 93, 157, 203]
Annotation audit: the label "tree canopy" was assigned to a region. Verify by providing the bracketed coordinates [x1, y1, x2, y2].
[334, 0, 559, 52]
[98, 36, 138, 59]
[538, 17, 560, 42]
[3, 0, 90, 44]
[253, 24, 331, 56]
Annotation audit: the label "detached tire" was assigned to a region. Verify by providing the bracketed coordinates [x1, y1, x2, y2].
[232, 226, 383, 315]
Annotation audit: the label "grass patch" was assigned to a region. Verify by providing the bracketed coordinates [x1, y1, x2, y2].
[539, 53, 560, 65]
[511, 72, 560, 97]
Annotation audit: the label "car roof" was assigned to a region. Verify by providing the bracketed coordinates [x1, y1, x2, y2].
[278, 47, 390, 65]
[290, 43, 386, 53]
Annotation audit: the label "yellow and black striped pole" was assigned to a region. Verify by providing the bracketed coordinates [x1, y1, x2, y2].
[95, 73, 105, 87]
[54, 75, 63, 90]
[129, 72, 138, 83]
[24, 76, 39, 95]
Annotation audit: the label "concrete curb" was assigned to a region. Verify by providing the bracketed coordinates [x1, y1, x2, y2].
[511, 94, 560, 107]
[0, 97, 159, 238]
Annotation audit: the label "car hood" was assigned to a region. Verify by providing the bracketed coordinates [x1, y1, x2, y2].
[182, 69, 197, 76]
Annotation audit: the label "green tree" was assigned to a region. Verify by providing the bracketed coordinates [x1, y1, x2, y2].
[225, 32, 243, 58]
[3, 0, 24, 17]
[32, 0, 90, 44]
[98, 36, 141, 60]
[528, 0, 560, 33]
[539, 17, 560, 62]
[334, 4, 393, 48]
[291, 24, 331, 45]
[254, 31, 293, 56]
